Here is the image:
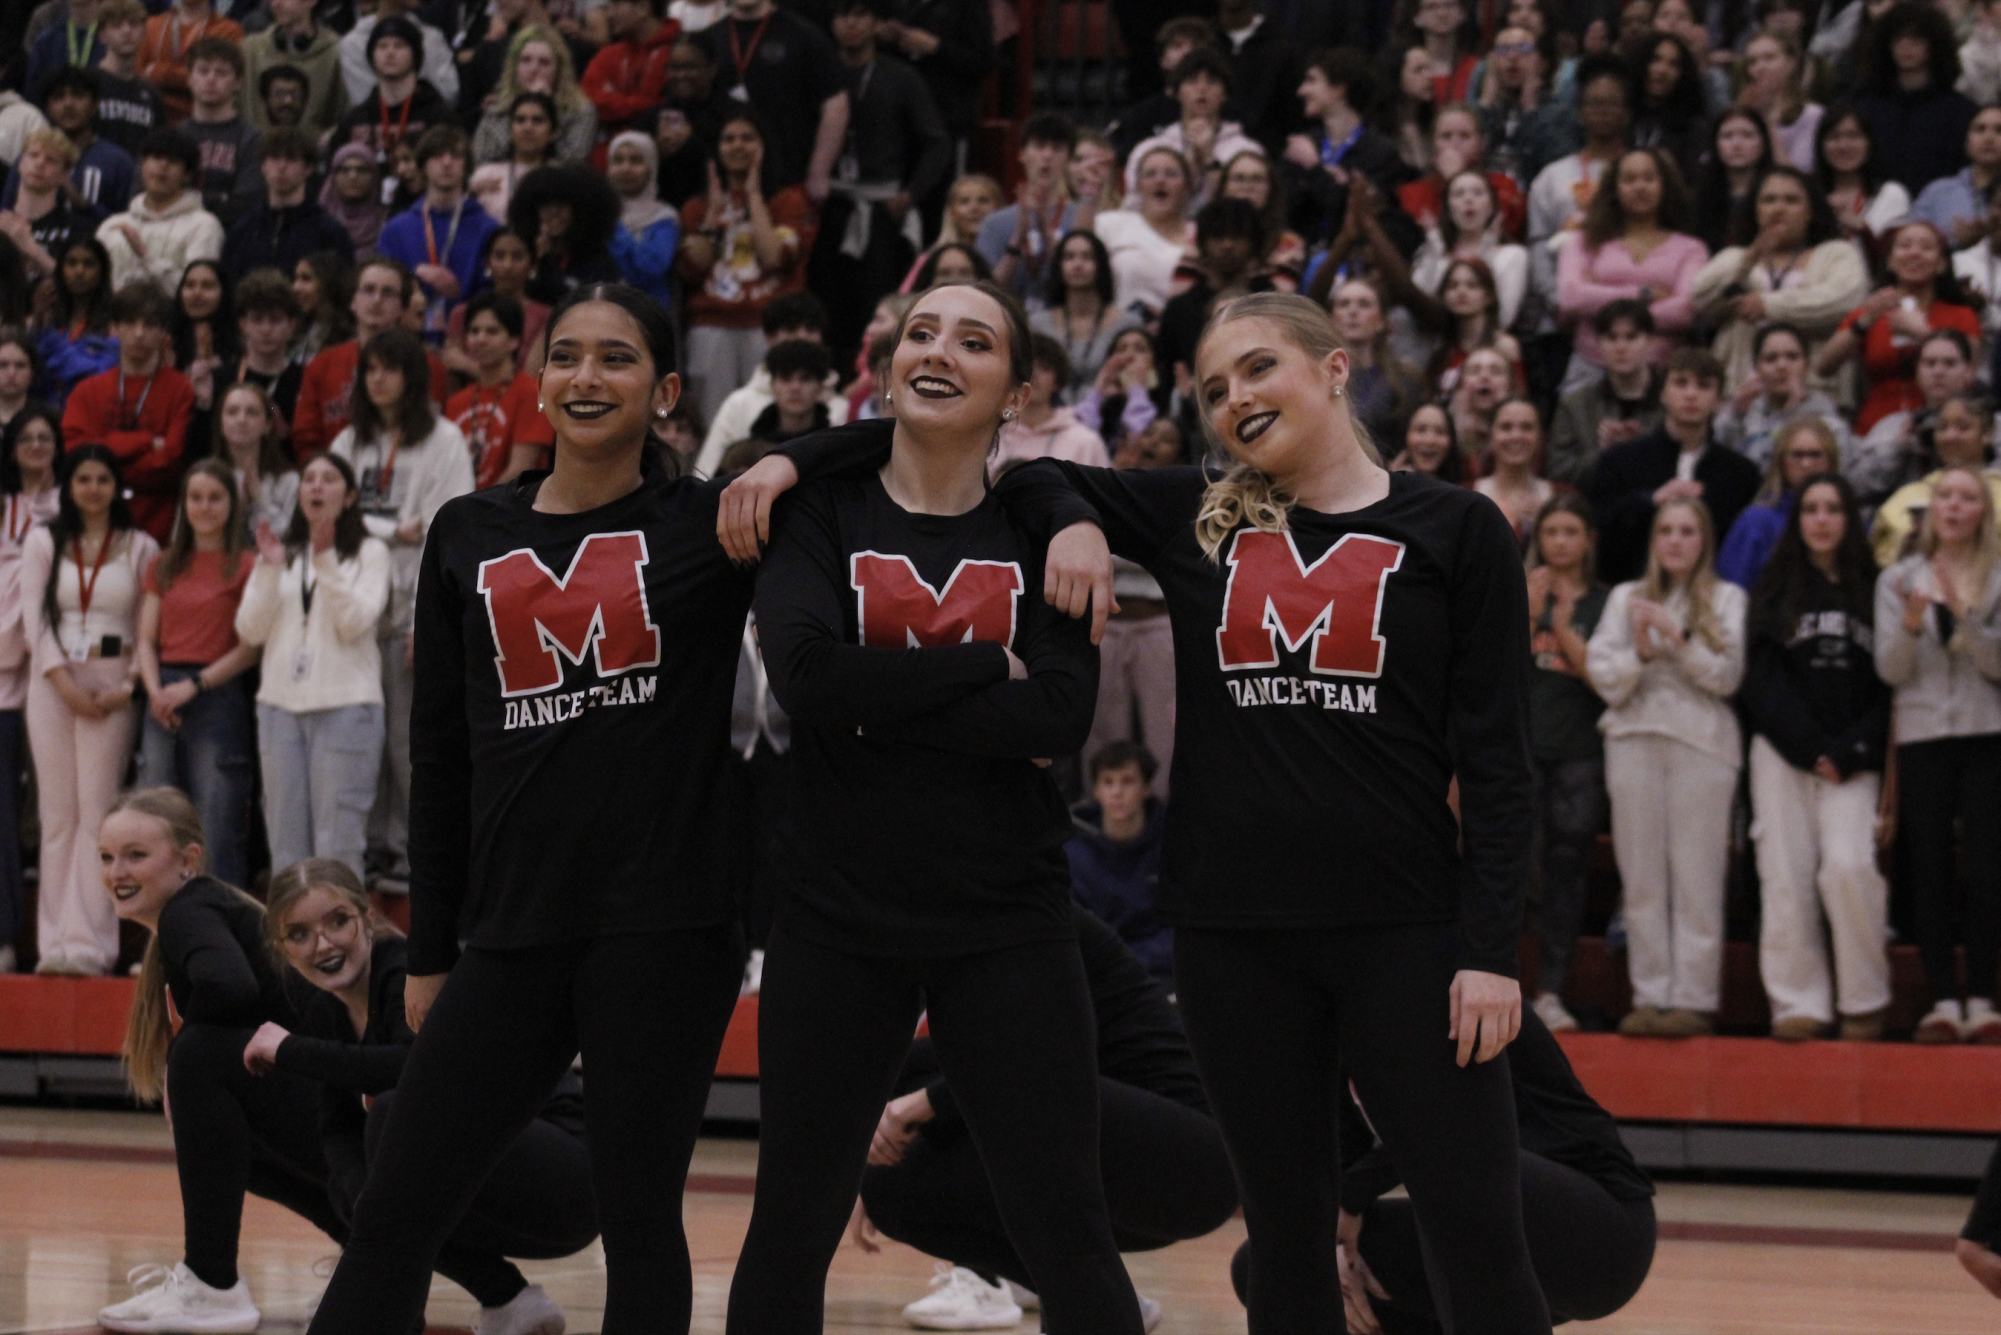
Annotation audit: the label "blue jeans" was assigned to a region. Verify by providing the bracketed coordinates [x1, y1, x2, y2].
[257, 702, 384, 882]
[139, 668, 255, 888]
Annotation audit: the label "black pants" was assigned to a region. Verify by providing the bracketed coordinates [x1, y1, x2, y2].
[726, 926, 1144, 1335]
[725, 740, 792, 951]
[323, 1089, 600, 1309]
[808, 196, 917, 371]
[860, 1044, 1238, 1282]
[1176, 923, 1550, 1335]
[1532, 757, 1608, 998]
[1230, 1153, 1656, 1333]
[307, 926, 743, 1335]
[1898, 735, 2001, 1002]
[168, 1023, 347, 1290]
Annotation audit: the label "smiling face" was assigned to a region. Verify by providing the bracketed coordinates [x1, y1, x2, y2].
[1796, 480, 1846, 559]
[183, 469, 234, 542]
[1888, 224, 1946, 287]
[1404, 404, 1454, 471]
[948, 178, 1000, 237]
[100, 810, 199, 926]
[1822, 115, 1868, 173]
[276, 885, 372, 994]
[889, 285, 1028, 440]
[1490, 401, 1540, 467]
[1652, 502, 1706, 580]
[465, 308, 520, 372]
[12, 416, 57, 480]
[538, 299, 678, 458]
[1196, 315, 1347, 477]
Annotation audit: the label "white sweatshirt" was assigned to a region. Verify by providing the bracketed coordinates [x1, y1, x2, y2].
[234, 540, 391, 714]
[1587, 578, 1748, 769]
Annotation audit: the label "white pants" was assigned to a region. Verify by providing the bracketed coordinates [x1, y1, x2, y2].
[1605, 732, 1738, 1011]
[1748, 736, 1891, 1023]
[684, 325, 769, 429]
[27, 659, 138, 973]
[1084, 612, 1176, 797]
[366, 634, 414, 881]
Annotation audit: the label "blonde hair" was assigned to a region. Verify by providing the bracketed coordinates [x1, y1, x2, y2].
[1192, 292, 1379, 562]
[265, 858, 396, 971]
[492, 25, 587, 115]
[1756, 414, 1839, 505]
[112, 788, 230, 1104]
[1917, 465, 2001, 650]
[938, 174, 1004, 247]
[24, 128, 79, 171]
[1639, 497, 1727, 652]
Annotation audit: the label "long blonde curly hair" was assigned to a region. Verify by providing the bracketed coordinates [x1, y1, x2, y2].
[1638, 497, 1727, 652]
[489, 25, 589, 116]
[1193, 291, 1380, 562]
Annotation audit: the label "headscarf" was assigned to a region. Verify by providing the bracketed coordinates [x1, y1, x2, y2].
[320, 144, 386, 252]
[610, 132, 676, 235]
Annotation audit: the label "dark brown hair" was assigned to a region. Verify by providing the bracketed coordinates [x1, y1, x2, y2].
[348, 328, 437, 446]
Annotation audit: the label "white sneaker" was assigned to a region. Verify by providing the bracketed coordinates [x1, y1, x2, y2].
[1533, 991, 1579, 1033]
[0, 944, 14, 973]
[479, 1282, 566, 1335]
[743, 948, 765, 995]
[1138, 1293, 1163, 1331]
[902, 1263, 1023, 1329]
[98, 1263, 260, 1333]
[1005, 1280, 1040, 1312]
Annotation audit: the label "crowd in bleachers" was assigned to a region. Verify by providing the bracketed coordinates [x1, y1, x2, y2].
[0, 0, 1997, 1044]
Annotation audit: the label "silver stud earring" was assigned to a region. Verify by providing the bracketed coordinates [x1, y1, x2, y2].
[657, 408, 669, 418]
[1333, 386, 1344, 397]
[884, 391, 893, 408]
[537, 400, 544, 412]
[1002, 410, 1015, 422]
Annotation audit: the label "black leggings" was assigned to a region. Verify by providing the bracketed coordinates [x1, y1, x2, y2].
[325, 1090, 599, 1310]
[861, 1069, 1238, 1284]
[307, 926, 743, 1335]
[168, 1023, 347, 1291]
[1176, 923, 1550, 1335]
[1898, 736, 2001, 1003]
[726, 926, 1144, 1335]
[1532, 757, 1608, 998]
[1231, 1154, 1656, 1332]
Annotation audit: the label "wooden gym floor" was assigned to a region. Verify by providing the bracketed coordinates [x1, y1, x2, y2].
[0, 1106, 1995, 1334]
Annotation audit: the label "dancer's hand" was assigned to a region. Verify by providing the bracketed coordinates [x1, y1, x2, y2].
[242, 1021, 289, 1075]
[1043, 521, 1118, 644]
[868, 1088, 934, 1166]
[406, 972, 448, 1032]
[1337, 1241, 1388, 1334]
[717, 453, 800, 563]
[1450, 969, 1521, 1066]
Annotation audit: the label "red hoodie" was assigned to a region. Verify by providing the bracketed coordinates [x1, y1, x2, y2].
[62, 364, 196, 543]
[580, 20, 681, 169]
[292, 339, 450, 461]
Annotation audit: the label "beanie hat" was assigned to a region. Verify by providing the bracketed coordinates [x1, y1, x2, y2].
[368, 16, 425, 67]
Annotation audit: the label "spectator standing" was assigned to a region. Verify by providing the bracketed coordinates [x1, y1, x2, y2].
[240, 0, 349, 136]
[1555, 147, 1708, 396]
[1476, 25, 1582, 188]
[1524, 56, 1631, 345]
[25, 0, 106, 100]
[335, 18, 453, 169]
[170, 258, 236, 454]
[581, 0, 681, 168]
[378, 126, 502, 348]
[1629, 32, 1709, 183]
[216, 271, 306, 454]
[96, 129, 224, 293]
[1875, 465, 2001, 1043]
[223, 130, 357, 285]
[1717, 415, 1841, 589]
[1851, 329, 1983, 510]
[1711, 324, 1851, 474]
[444, 229, 549, 381]
[1217, 150, 1303, 291]
[445, 292, 553, 487]
[1870, 389, 2001, 568]
[1410, 169, 1529, 332]
[1856, 2, 1977, 195]
[1475, 398, 1555, 547]
[1583, 348, 1761, 585]
[1283, 49, 1418, 252]
[1742, 471, 1891, 1041]
[1914, 105, 2001, 250]
[1397, 104, 1528, 242]
[329, 328, 472, 895]
[743, 341, 834, 445]
[1587, 496, 1747, 1037]
[234, 451, 390, 877]
[604, 134, 680, 310]
[135, 0, 245, 126]
[319, 145, 387, 256]
[32, 237, 118, 409]
[0, 340, 36, 436]
[1690, 166, 1868, 398]
[1155, 198, 1273, 383]
[0, 407, 63, 973]
[696, 0, 849, 200]
[645, 38, 735, 210]
[135, 459, 260, 887]
[991, 336, 1113, 473]
[976, 115, 1082, 307]
[1096, 148, 1197, 323]
[1392, 400, 1472, 483]
[181, 38, 265, 229]
[1739, 30, 1823, 173]
[1523, 494, 1609, 1034]
[292, 258, 449, 462]
[877, 0, 993, 179]
[291, 250, 355, 368]
[61, 282, 195, 544]
[470, 26, 597, 168]
[1067, 742, 1171, 980]
[1082, 418, 1179, 793]
[507, 164, 623, 305]
[468, 93, 561, 224]
[91, 0, 166, 159]
[1548, 301, 1663, 486]
[253, 68, 312, 137]
[21, 444, 159, 974]
[1329, 278, 1424, 451]
[1122, 49, 1258, 216]
[1031, 231, 1140, 399]
[35, 68, 137, 222]
[692, 293, 846, 473]
[0, 130, 93, 285]
[336, 0, 460, 111]
[1819, 220, 1983, 436]
[1813, 107, 1911, 254]
[676, 110, 816, 423]
[1953, 192, 2001, 351]
[1687, 108, 1773, 255]
[212, 380, 300, 541]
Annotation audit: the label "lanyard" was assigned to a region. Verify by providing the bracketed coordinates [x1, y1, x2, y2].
[166, 12, 211, 61]
[300, 554, 317, 616]
[72, 533, 111, 624]
[1320, 123, 1365, 169]
[463, 382, 505, 454]
[369, 433, 401, 501]
[727, 13, 772, 86]
[5, 496, 31, 544]
[378, 91, 415, 158]
[1762, 252, 1801, 291]
[423, 195, 467, 269]
[116, 369, 157, 431]
[67, 20, 98, 66]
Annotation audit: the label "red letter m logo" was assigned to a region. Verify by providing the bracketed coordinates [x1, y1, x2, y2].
[850, 552, 1023, 648]
[478, 532, 661, 697]
[1215, 530, 1404, 677]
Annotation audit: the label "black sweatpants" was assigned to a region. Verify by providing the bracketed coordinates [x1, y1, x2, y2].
[325, 1089, 600, 1309]
[1532, 757, 1608, 998]
[168, 1022, 347, 1291]
[307, 925, 743, 1335]
[1175, 922, 1551, 1335]
[726, 926, 1145, 1335]
[1897, 735, 2001, 1003]
[861, 1073, 1238, 1283]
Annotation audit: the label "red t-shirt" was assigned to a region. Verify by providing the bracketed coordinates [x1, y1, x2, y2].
[680, 186, 817, 329]
[1837, 299, 1984, 434]
[1397, 170, 1528, 242]
[144, 549, 254, 665]
[448, 373, 555, 489]
[292, 340, 451, 461]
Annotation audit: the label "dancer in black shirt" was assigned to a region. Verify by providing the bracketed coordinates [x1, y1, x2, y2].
[722, 280, 1144, 1335]
[304, 284, 886, 1335]
[725, 291, 1548, 1333]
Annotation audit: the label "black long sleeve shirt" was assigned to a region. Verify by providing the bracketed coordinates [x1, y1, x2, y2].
[997, 462, 1534, 978]
[1581, 429, 1763, 585]
[840, 54, 954, 203]
[754, 431, 1100, 957]
[405, 438, 884, 975]
[1741, 579, 1890, 777]
[158, 877, 299, 1029]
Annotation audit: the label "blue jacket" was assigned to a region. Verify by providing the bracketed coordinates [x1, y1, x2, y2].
[25, 23, 104, 106]
[1718, 494, 1790, 591]
[1914, 168, 1988, 244]
[1066, 798, 1171, 980]
[610, 216, 680, 310]
[376, 195, 500, 344]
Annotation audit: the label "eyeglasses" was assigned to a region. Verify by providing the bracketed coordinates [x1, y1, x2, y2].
[1493, 41, 1535, 54]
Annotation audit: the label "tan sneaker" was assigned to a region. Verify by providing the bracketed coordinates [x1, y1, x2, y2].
[1915, 1001, 1964, 1044]
[1771, 1016, 1830, 1042]
[1617, 1006, 1663, 1037]
[1655, 1008, 1715, 1038]
[1838, 1009, 1886, 1042]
